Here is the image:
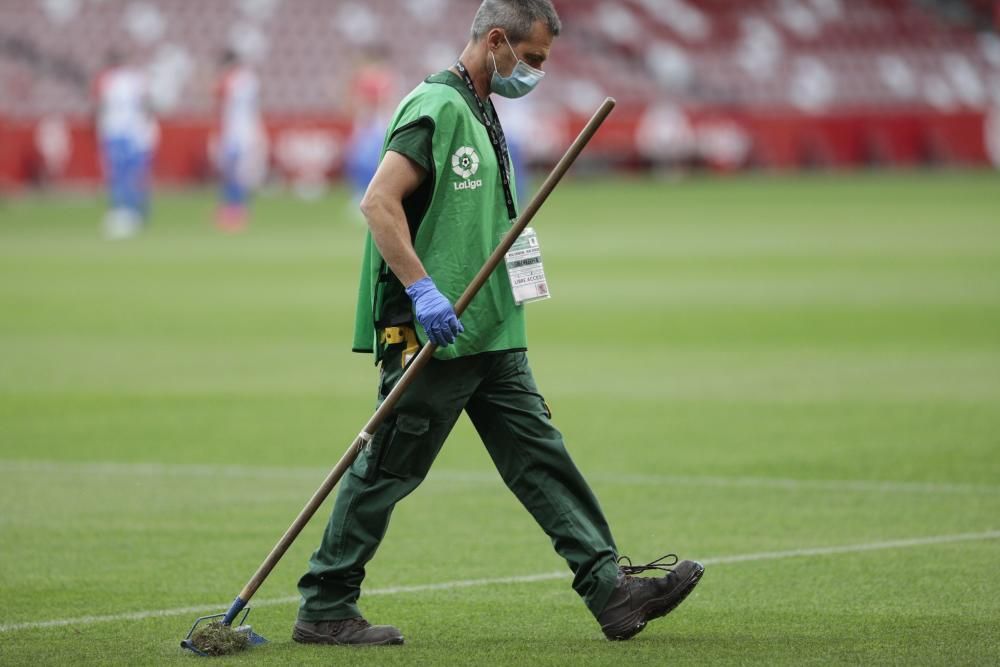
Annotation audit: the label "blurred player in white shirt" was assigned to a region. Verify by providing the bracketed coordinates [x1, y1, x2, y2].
[93, 50, 155, 239]
[215, 50, 267, 232]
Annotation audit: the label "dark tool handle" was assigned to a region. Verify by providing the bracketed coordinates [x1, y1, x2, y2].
[233, 97, 617, 608]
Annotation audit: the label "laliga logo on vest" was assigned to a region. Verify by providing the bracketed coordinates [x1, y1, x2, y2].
[452, 146, 483, 191]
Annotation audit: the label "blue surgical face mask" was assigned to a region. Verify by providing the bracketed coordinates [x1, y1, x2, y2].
[490, 33, 545, 98]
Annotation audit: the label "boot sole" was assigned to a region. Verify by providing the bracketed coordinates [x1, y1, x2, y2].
[603, 562, 705, 641]
[292, 629, 405, 647]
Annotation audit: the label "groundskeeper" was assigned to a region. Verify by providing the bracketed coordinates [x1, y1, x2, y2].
[293, 0, 703, 646]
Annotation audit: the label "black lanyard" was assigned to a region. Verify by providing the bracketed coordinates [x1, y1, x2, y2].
[455, 60, 518, 220]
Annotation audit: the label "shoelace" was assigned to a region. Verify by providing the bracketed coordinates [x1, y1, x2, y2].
[617, 553, 679, 576]
[329, 617, 371, 633]
[346, 618, 371, 630]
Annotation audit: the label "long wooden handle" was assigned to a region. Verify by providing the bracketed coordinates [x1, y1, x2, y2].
[234, 97, 617, 606]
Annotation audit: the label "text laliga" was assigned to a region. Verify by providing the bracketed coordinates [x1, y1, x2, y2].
[454, 179, 484, 191]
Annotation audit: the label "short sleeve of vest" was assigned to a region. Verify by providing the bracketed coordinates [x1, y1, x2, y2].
[386, 119, 434, 173]
[386, 86, 465, 174]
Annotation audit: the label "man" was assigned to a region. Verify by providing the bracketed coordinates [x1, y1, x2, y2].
[214, 50, 266, 232]
[294, 0, 703, 647]
[93, 50, 155, 239]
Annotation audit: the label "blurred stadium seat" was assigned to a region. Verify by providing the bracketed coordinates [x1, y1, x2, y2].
[1, 0, 999, 186]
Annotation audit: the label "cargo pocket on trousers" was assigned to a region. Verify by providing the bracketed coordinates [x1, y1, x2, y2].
[351, 419, 393, 482]
[514, 352, 553, 420]
[379, 413, 431, 479]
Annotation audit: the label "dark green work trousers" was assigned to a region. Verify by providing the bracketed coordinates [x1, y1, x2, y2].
[297, 341, 621, 621]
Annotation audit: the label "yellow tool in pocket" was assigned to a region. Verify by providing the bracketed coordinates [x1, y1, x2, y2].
[379, 326, 421, 368]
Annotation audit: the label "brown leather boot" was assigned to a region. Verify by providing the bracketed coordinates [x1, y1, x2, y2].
[598, 556, 704, 641]
[292, 617, 404, 646]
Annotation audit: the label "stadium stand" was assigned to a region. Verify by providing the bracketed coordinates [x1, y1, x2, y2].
[1, 0, 999, 186]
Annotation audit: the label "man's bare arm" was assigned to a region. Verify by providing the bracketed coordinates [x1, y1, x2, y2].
[359, 150, 428, 287]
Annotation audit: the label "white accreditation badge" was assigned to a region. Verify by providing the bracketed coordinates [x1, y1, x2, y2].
[504, 226, 551, 305]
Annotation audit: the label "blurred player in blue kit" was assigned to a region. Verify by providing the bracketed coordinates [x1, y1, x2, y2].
[93, 50, 157, 239]
[215, 50, 266, 232]
[343, 47, 399, 212]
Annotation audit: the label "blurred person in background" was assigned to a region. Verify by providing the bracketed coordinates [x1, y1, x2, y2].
[343, 46, 399, 214]
[215, 49, 266, 232]
[33, 115, 72, 187]
[492, 95, 532, 203]
[93, 50, 155, 239]
[293, 0, 703, 648]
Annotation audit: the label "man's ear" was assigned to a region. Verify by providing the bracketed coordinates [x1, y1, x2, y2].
[486, 27, 505, 51]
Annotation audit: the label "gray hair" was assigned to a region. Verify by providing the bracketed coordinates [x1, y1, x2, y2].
[470, 0, 561, 43]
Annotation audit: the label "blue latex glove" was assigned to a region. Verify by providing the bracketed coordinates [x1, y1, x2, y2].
[405, 276, 464, 347]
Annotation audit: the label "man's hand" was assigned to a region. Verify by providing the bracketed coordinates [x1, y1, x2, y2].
[405, 277, 464, 347]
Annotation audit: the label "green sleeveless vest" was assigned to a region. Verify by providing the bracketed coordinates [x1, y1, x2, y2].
[352, 72, 527, 361]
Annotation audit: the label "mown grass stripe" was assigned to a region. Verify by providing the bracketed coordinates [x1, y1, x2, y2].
[1, 530, 997, 634]
[2, 460, 998, 496]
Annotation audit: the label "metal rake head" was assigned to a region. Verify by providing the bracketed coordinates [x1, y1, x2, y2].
[180, 606, 267, 657]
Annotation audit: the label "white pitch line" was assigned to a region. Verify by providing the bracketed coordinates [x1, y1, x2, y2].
[698, 530, 1000, 565]
[2, 460, 998, 496]
[0, 460, 324, 481]
[435, 470, 1000, 496]
[1, 530, 997, 635]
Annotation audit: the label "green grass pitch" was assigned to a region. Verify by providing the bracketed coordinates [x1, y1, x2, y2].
[1, 172, 999, 665]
